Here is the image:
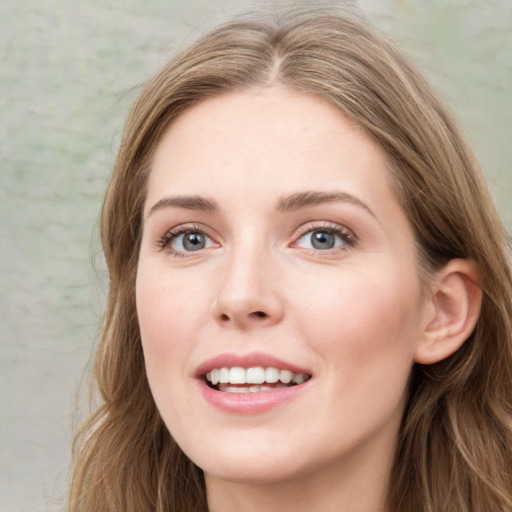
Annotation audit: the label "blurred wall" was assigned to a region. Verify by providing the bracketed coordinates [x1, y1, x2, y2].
[1, 1, 510, 510]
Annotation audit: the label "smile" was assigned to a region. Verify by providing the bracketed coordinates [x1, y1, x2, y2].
[205, 366, 312, 393]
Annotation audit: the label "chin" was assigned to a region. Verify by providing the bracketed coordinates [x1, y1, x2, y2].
[182, 433, 310, 486]
[202, 457, 307, 487]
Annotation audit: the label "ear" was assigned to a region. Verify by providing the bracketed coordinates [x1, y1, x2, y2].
[414, 259, 482, 365]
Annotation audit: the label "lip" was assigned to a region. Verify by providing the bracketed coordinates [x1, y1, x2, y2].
[195, 351, 311, 377]
[198, 381, 309, 414]
[195, 352, 312, 414]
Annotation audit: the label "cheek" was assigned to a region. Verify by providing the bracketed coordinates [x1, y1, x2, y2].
[137, 265, 206, 346]
[136, 268, 200, 423]
[294, 263, 422, 374]
[136, 266, 190, 383]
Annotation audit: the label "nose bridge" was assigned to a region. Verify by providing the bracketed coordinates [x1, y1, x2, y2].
[213, 230, 283, 327]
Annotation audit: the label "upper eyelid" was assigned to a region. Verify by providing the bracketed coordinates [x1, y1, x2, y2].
[292, 220, 355, 238]
[162, 222, 211, 237]
[157, 223, 215, 249]
[290, 221, 358, 250]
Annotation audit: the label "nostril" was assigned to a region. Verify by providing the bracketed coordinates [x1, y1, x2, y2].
[218, 312, 267, 321]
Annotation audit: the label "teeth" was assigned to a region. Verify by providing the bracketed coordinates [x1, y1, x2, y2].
[293, 373, 305, 385]
[246, 367, 265, 384]
[265, 367, 279, 383]
[205, 366, 310, 387]
[219, 367, 229, 384]
[279, 370, 293, 384]
[223, 384, 286, 393]
[229, 367, 246, 384]
[223, 386, 250, 393]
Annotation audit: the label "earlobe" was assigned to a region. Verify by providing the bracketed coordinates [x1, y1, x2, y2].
[414, 259, 482, 365]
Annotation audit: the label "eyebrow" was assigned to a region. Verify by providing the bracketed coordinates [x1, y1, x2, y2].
[276, 191, 375, 217]
[147, 190, 374, 217]
[148, 195, 217, 216]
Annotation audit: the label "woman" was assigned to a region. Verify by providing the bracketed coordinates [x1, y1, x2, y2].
[69, 6, 512, 512]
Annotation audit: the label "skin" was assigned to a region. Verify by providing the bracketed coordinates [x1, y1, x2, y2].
[136, 87, 437, 512]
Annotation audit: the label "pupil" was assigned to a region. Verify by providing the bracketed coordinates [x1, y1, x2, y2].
[183, 233, 205, 251]
[312, 231, 335, 250]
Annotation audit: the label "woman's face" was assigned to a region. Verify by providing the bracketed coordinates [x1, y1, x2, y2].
[136, 87, 431, 488]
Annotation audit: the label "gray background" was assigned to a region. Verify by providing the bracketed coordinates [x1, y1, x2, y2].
[1, 1, 511, 510]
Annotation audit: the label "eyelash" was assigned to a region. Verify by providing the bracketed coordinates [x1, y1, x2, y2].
[292, 222, 357, 252]
[156, 221, 357, 256]
[156, 224, 211, 254]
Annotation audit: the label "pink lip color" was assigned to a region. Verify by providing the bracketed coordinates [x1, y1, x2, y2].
[199, 381, 309, 414]
[195, 352, 312, 414]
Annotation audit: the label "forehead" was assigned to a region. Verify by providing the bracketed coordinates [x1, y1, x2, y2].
[146, 87, 397, 216]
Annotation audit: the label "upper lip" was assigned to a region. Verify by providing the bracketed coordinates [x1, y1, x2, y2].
[195, 352, 311, 378]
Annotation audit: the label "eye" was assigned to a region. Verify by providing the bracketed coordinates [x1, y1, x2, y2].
[293, 224, 355, 252]
[172, 232, 213, 252]
[158, 225, 218, 254]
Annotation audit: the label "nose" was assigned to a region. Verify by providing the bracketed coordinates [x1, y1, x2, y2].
[212, 244, 284, 329]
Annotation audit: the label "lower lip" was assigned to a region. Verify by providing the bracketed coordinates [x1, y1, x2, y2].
[199, 380, 310, 414]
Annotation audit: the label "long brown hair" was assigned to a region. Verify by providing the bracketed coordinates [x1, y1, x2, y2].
[69, 6, 512, 511]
